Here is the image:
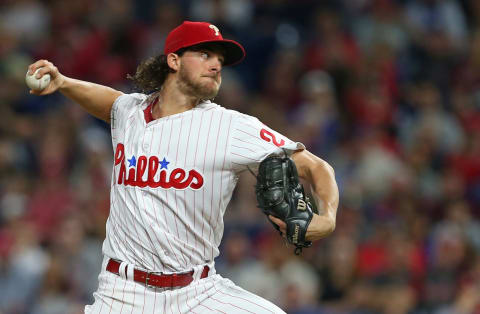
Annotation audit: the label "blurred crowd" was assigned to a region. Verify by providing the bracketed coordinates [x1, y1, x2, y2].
[1, 0, 480, 313]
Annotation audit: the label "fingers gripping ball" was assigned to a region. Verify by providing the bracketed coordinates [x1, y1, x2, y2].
[25, 68, 51, 91]
[255, 154, 314, 254]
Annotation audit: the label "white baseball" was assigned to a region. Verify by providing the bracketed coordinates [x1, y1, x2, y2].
[25, 68, 51, 91]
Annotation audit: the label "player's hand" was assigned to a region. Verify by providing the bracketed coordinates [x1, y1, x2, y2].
[27, 59, 65, 96]
[268, 215, 286, 236]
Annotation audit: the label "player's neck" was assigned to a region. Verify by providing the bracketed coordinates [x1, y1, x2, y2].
[151, 83, 200, 119]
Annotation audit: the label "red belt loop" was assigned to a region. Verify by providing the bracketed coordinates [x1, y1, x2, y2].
[201, 265, 209, 278]
[106, 259, 209, 288]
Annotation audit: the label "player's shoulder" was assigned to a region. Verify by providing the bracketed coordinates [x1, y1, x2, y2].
[114, 92, 148, 106]
[204, 101, 260, 123]
[230, 109, 262, 127]
[112, 92, 148, 119]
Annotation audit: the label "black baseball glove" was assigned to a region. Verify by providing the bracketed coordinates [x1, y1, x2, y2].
[255, 154, 314, 254]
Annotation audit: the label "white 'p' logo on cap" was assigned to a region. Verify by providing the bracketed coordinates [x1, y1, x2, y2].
[209, 24, 220, 36]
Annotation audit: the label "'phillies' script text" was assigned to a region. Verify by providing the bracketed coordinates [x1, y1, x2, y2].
[114, 143, 204, 190]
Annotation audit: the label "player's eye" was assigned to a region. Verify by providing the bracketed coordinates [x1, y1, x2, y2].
[200, 52, 209, 59]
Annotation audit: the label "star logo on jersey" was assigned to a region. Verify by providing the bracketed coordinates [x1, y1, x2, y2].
[128, 156, 136, 167]
[159, 157, 169, 170]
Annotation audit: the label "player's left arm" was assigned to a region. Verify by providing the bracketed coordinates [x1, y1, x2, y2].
[270, 149, 339, 242]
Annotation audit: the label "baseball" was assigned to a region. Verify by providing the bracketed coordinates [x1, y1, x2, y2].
[25, 68, 51, 91]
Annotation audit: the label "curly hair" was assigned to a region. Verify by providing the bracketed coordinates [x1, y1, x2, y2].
[127, 54, 174, 94]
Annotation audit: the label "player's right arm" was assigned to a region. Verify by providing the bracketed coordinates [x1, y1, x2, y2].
[28, 59, 123, 123]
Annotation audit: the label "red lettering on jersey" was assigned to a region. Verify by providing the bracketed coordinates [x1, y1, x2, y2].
[136, 156, 148, 187]
[125, 168, 136, 186]
[114, 143, 125, 165]
[189, 170, 204, 189]
[115, 143, 126, 185]
[113, 143, 204, 190]
[260, 128, 285, 147]
[148, 156, 159, 186]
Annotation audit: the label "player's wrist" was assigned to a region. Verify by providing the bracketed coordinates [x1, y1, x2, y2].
[306, 214, 335, 241]
[56, 74, 68, 90]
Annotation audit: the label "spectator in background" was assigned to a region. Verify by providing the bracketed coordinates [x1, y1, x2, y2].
[405, 0, 468, 53]
[188, 0, 254, 32]
[423, 222, 469, 311]
[0, 0, 50, 45]
[292, 70, 341, 157]
[353, 0, 409, 55]
[0, 220, 49, 313]
[399, 81, 465, 155]
[404, 0, 468, 88]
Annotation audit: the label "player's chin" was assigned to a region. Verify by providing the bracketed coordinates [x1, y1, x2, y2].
[200, 83, 220, 99]
[203, 78, 220, 89]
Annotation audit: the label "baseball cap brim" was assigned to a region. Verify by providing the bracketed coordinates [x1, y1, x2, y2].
[178, 39, 246, 66]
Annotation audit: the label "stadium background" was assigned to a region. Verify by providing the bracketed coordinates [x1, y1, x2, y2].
[1, 0, 480, 313]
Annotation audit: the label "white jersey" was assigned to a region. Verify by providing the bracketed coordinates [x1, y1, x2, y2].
[104, 93, 304, 273]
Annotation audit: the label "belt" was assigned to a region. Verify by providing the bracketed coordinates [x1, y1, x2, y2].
[106, 259, 209, 288]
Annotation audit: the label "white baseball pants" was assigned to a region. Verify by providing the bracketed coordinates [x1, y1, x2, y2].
[85, 259, 285, 314]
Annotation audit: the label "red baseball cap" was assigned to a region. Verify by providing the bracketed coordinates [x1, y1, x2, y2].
[164, 21, 246, 66]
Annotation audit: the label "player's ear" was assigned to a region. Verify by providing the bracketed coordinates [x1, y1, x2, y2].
[167, 53, 180, 71]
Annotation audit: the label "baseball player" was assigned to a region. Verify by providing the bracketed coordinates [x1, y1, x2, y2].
[28, 21, 339, 313]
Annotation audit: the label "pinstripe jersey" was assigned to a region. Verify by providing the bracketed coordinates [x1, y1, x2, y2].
[104, 93, 304, 273]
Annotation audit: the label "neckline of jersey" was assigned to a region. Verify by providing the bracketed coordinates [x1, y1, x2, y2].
[142, 97, 215, 126]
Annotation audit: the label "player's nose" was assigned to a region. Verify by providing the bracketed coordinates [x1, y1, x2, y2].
[209, 56, 223, 73]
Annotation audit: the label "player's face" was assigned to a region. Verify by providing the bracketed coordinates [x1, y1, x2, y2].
[177, 48, 224, 100]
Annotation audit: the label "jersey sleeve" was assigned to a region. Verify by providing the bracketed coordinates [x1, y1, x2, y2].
[110, 93, 147, 133]
[228, 112, 305, 173]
